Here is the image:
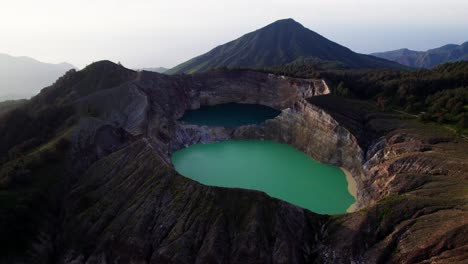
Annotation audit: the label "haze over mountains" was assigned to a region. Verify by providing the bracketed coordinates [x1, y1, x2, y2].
[166, 19, 403, 74]
[372, 42, 468, 68]
[2, 18, 465, 102]
[0, 53, 74, 100]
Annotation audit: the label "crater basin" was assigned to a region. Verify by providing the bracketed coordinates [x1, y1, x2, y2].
[172, 140, 355, 215]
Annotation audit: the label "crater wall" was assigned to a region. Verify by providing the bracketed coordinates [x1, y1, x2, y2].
[9, 65, 465, 264]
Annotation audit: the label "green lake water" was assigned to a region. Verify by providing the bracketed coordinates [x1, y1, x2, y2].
[180, 103, 281, 127]
[172, 140, 355, 214]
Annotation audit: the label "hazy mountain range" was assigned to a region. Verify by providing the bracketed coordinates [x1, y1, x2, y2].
[2, 20, 465, 101]
[372, 42, 468, 68]
[0, 53, 74, 100]
[166, 19, 403, 74]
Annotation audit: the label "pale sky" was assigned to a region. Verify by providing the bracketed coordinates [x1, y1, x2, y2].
[1, 0, 467, 69]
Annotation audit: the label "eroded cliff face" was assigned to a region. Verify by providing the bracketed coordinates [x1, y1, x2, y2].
[3, 63, 466, 264]
[321, 128, 468, 263]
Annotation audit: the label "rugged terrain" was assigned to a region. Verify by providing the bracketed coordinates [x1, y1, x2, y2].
[0, 61, 466, 263]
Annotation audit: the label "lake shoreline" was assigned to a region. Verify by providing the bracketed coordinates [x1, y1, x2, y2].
[341, 167, 358, 213]
[174, 140, 355, 214]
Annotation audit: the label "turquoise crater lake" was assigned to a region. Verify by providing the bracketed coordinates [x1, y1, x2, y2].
[179, 103, 281, 127]
[172, 140, 355, 214]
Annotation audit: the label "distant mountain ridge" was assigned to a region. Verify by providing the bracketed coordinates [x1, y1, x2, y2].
[166, 19, 403, 74]
[372, 42, 468, 68]
[0, 99, 27, 114]
[0, 53, 75, 100]
[135, 67, 168, 73]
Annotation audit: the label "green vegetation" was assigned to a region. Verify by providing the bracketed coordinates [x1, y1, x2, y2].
[266, 61, 468, 133]
[0, 133, 71, 257]
[0, 103, 75, 164]
[420, 88, 468, 132]
[0, 92, 77, 258]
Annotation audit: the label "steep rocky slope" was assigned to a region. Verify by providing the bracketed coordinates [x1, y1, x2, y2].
[0, 61, 466, 263]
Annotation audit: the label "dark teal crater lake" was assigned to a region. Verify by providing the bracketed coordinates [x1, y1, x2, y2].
[172, 140, 356, 214]
[179, 103, 281, 127]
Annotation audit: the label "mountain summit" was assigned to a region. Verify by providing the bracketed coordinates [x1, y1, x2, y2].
[166, 19, 402, 74]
